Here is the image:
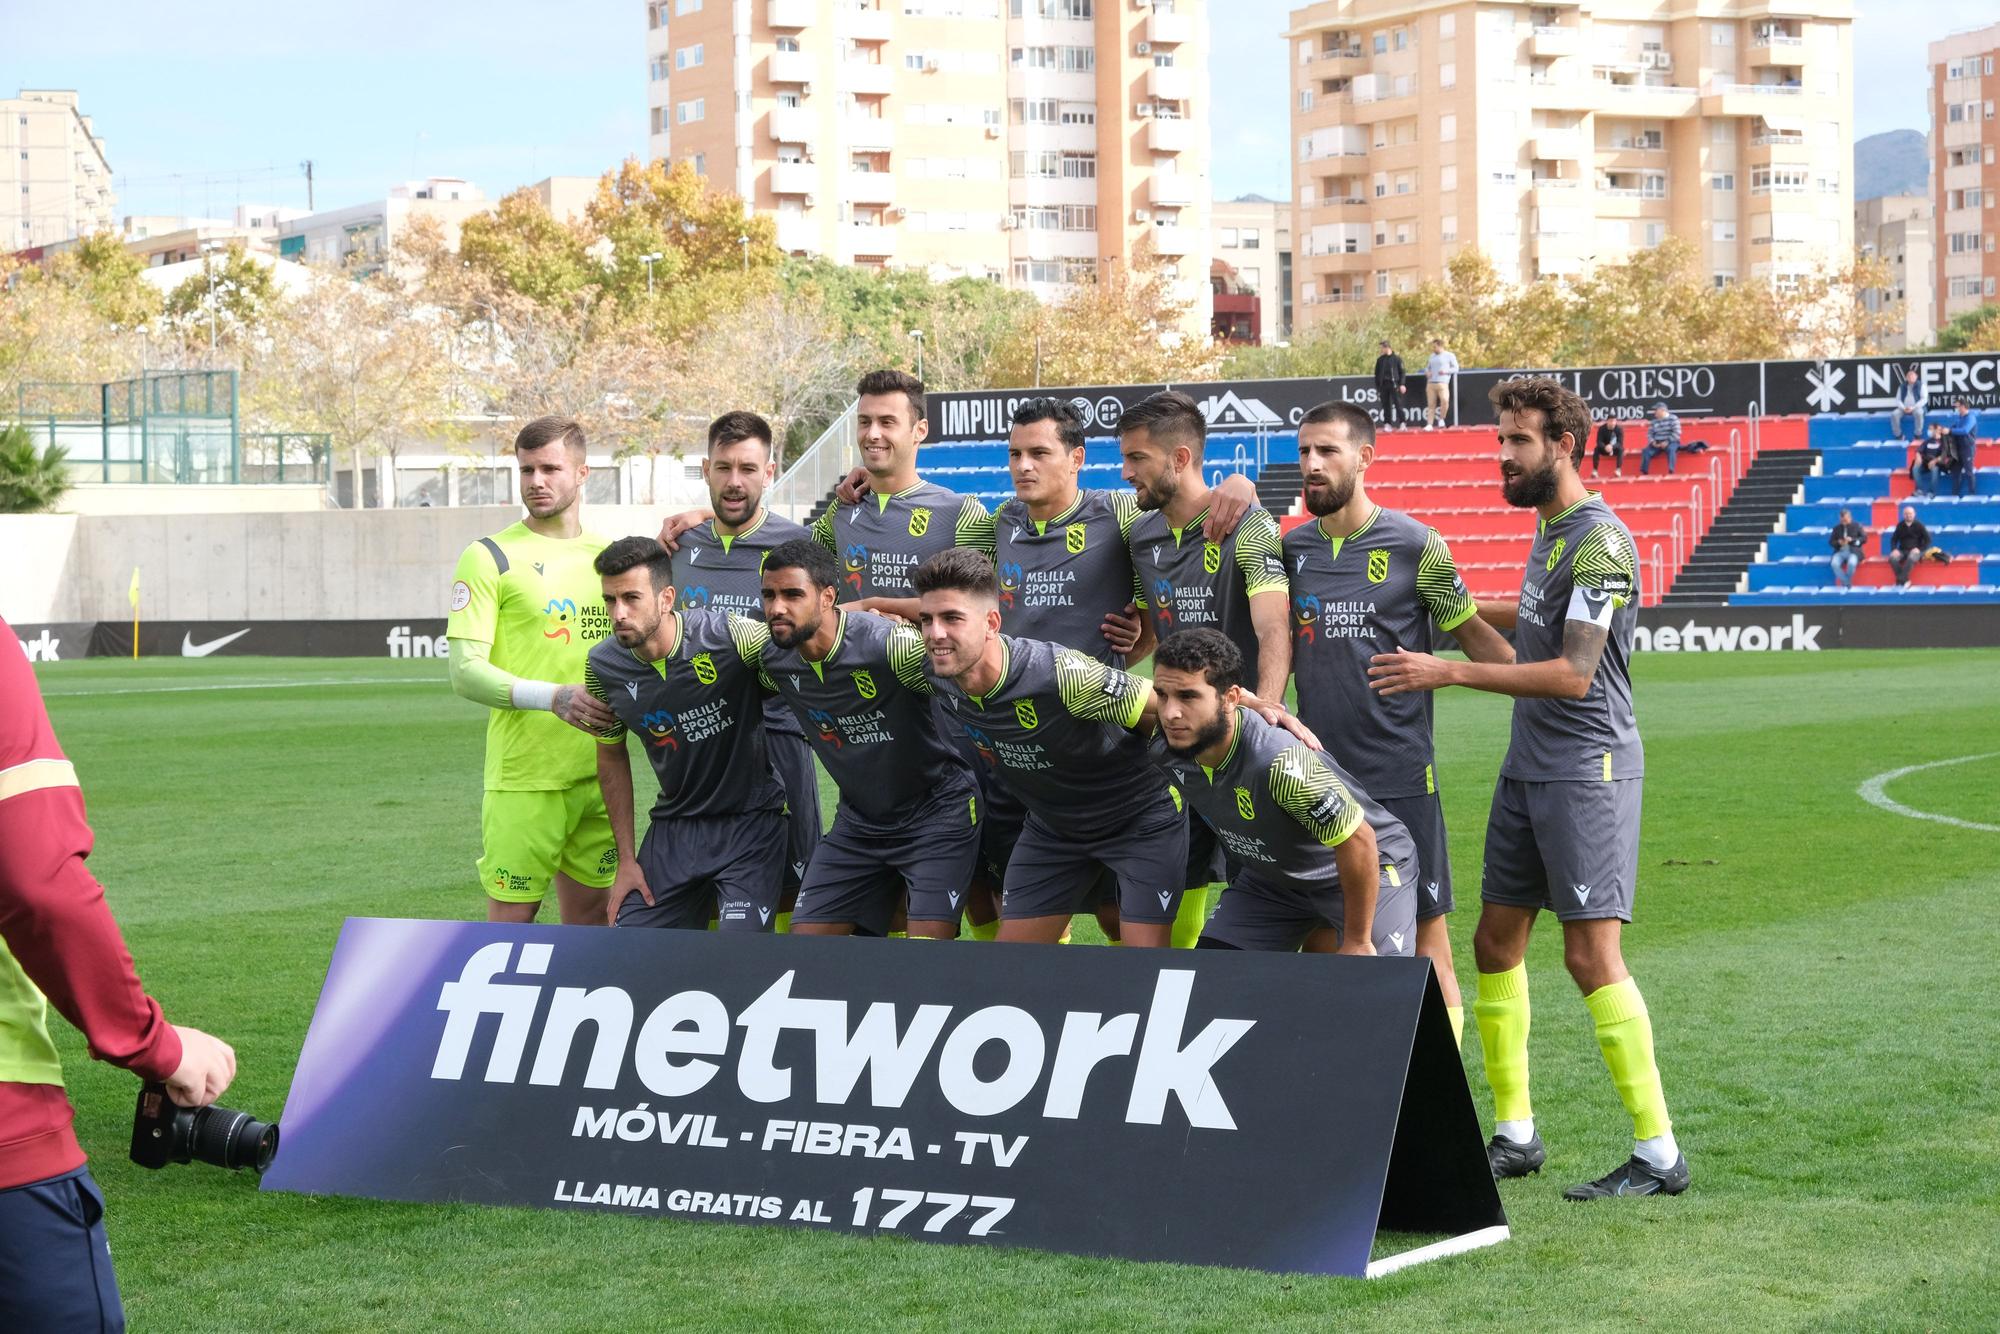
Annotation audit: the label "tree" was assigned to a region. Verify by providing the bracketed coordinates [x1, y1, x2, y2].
[984, 246, 1223, 388]
[244, 272, 466, 506]
[162, 244, 280, 343]
[587, 158, 782, 337]
[783, 260, 1036, 390]
[52, 232, 161, 329]
[457, 188, 599, 307]
[1382, 249, 1569, 370]
[1934, 304, 2000, 352]
[1222, 310, 1389, 379]
[0, 422, 72, 514]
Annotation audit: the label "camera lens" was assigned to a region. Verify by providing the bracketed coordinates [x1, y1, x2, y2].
[187, 1105, 281, 1172]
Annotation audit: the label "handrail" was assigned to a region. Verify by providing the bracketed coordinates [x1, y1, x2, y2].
[767, 400, 858, 523]
[1649, 542, 1665, 607]
[1671, 512, 1685, 572]
[1708, 456, 1724, 519]
[1690, 487, 1704, 541]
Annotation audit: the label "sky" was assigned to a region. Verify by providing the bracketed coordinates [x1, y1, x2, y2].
[0, 0, 1987, 220]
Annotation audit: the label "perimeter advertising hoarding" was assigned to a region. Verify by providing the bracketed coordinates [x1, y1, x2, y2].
[262, 919, 1505, 1278]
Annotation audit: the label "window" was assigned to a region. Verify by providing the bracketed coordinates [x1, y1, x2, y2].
[1715, 220, 1736, 242]
[1011, 98, 1058, 124]
[1392, 27, 1407, 51]
[692, 153, 706, 176]
[1060, 103, 1094, 125]
[1242, 228, 1261, 249]
[777, 91, 801, 107]
[1439, 62, 1456, 88]
[1060, 152, 1096, 179]
[1220, 227, 1238, 248]
[1441, 214, 1457, 243]
[1299, 89, 1313, 111]
[1711, 173, 1735, 192]
[1439, 13, 1454, 37]
[1751, 166, 1807, 194]
[1010, 0, 1092, 15]
[1372, 33, 1387, 54]
[1712, 23, 1733, 45]
[1643, 221, 1666, 246]
[1439, 113, 1456, 142]
[676, 99, 705, 123]
[1642, 173, 1666, 198]
[674, 43, 703, 70]
[1376, 271, 1389, 295]
[674, 0, 701, 12]
[1440, 164, 1457, 192]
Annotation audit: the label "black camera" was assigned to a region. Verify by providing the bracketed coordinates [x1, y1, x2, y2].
[129, 1082, 279, 1172]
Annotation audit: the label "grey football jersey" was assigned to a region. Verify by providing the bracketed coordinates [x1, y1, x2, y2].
[1283, 507, 1478, 798]
[672, 509, 808, 737]
[994, 489, 1146, 665]
[584, 610, 783, 820]
[1153, 707, 1416, 892]
[928, 635, 1168, 839]
[751, 610, 974, 829]
[810, 480, 996, 599]
[1505, 493, 1644, 782]
[1130, 503, 1288, 685]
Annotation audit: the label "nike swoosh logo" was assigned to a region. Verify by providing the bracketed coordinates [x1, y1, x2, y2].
[181, 629, 250, 657]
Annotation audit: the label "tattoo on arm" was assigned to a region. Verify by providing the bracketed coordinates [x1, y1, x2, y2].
[1560, 616, 1609, 692]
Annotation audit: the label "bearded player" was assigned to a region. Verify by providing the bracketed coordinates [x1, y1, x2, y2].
[446, 416, 618, 925]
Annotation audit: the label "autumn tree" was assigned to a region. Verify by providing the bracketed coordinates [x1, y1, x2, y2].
[1222, 309, 1389, 379]
[984, 245, 1223, 388]
[162, 244, 281, 349]
[783, 260, 1035, 391]
[1381, 249, 1569, 370]
[1933, 303, 2000, 353]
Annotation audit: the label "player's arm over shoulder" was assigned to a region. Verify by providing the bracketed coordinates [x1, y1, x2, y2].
[886, 623, 933, 695]
[956, 496, 997, 556]
[1234, 508, 1290, 597]
[1267, 746, 1363, 847]
[724, 612, 771, 668]
[1054, 647, 1150, 728]
[581, 658, 628, 743]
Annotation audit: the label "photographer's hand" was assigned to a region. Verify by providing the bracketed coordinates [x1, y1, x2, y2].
[165, 1025, 237, 1108]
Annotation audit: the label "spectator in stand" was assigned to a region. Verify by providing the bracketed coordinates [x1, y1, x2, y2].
[1372, 340, 1409, 428]
[1828, 507, 1867, 589]
[1942, 398, 1980, 497]
[1911, 424, 1948, 497]
[1424, 338, 1458, 430]
[1887, 506, 1933, 586]
[1639, 402, 1682, 475]
[1589, 415, 1625, 477]
[1888, 369, 1926, 443]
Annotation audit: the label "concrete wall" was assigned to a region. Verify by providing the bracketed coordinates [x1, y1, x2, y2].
[59, 484, 330, 516]
[1, 504, 683, 624]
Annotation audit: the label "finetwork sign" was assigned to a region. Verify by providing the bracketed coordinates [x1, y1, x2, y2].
[265, 919, 1502, 1276]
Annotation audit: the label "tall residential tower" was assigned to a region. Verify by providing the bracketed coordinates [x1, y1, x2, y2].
[1931, 23, 2000, 324]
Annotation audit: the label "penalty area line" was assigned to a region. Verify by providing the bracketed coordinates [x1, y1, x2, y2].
[40, 677, 439, 699]
[1856, 753, 2000, 834]
[1365, 1225, 1510, 1279]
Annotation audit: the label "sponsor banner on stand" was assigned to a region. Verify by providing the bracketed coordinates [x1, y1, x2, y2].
[76, 620, 453, 659]
[1765, 352, 2000, 416]
[1457, 360, 1768, 425]
[263, 920, 1504, 1278]
[9, 622, 98, 664]
[1635, 604, 2000, 651]
[928, 378, 1383, 444]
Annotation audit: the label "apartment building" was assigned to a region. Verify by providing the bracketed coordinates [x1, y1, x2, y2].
[1855, 194, 1934, 351]
[271, 177, 489, 274]
[1285, 1, 1853, 328]
[1210, 194, 1292, 344]
[1931, 23, 2000, 323]
[643, 0, 1212, 323]
[1, 90, 116, 249]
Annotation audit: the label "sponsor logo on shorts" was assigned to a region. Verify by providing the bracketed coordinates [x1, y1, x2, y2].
[597, 847, 619, 873]
[1388, 931, 1405, 952]
[490, 867, 533, 897]
[1572, 883, 1593, 905]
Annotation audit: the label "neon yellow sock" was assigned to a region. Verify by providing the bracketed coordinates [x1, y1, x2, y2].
[1170, 884, 1214, 949]
[965, 916, 999, 942]
[774, 911, 793, 934]
[1446, 1004, 1466, 1050]
[1585, 977, 1672, 1141]
[1474, 964, 1532, 1122]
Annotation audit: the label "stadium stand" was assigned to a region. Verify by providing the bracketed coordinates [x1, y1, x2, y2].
[1729, 413, 2000, 606]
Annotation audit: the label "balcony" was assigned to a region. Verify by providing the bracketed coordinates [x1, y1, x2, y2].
[768, 106, 816, 144]
[1533, 230, 1586, 268]
[1148, 118, 1195, 153]
[1149, 175, 1196, 207]
[767, 0, 812, 29]
[1531, 131, 1585, 161]
[1751, 32, 1807, 66]
[1148, 11, 1193, 46]
[846, 8, 892, 43]
[776, 216, 819, 254]
[840, 62, 894, 97]
[1531, 25, 1580, 59]
[845, 118, 894, 152]
[1528, 76, 1604, 112]
[1596, 79, 1700, 117]
[769, 161, 817, 195]
[844, 171, 895, 206]
[1704, 79, 1807, 117]
[768, 50, 814, 85]
[842, 223, 896, 257]
[1531, 178, 1583, 207]
[1148, 65, 1193, 102]
[1150, 224, 1193, 256]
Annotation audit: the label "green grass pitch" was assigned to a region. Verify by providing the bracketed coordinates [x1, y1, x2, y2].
[30, 649, 2000, 1331]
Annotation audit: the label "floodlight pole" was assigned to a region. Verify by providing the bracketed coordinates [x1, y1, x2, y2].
[640, 251, 664, 294]
[910, 329, 924, 381]
[738, 233, 750, 273]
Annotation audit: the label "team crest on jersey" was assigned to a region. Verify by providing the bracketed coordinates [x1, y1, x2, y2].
[1234, 786, 1257, 821]
[691, 651, 717, 685]
[907, 508, 932, 538]
[1547, 537, 1568, 571]
[1293, 592, 1320, 643]
[1202, 541, 1223, 576]
[1065, 523, 1087, 555]
[843, 545, 868, 594]
[541, 597, 577, 643]
[1014, 699, 1040, 730]
[641, 709, 679, 751]
[998, 560, 1023, 611]
[853, 669, 877, 700]
[1367, 549, 1391, 584]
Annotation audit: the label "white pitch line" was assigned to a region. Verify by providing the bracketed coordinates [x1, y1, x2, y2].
[40, 677, 438, 699]
[1856, 753, 2000, 834]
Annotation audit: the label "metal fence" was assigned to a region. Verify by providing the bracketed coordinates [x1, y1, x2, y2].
[242, 432, 333, 484]
[16, 371, 242, 484]
[766, 400, 858, 523]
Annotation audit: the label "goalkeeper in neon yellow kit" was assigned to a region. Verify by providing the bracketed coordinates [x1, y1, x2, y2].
[447, 416, 619, 924]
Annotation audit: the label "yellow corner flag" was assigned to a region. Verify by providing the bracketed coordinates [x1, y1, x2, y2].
[129, 566, 140, 659]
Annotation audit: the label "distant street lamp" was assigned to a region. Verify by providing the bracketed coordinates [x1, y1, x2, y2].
[199, 240, 225, 353]
[640, 251, 664, 295]
[738, 233, 750, 273]
[909, 328, 924, 381]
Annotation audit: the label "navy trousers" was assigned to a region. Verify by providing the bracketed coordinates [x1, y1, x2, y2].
[0, 1166, 125, 1332]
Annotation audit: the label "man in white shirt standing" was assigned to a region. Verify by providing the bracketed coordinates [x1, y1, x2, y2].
[1425, 338, 1460, 431]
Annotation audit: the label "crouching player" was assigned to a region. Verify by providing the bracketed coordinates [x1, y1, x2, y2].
[1151, 628, 1416, 956]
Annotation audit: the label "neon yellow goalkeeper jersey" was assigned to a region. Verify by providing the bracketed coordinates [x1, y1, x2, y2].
[447, 522, 612, 791]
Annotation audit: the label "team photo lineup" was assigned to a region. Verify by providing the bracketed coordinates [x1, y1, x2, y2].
[453, 367, 1681, 1203]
